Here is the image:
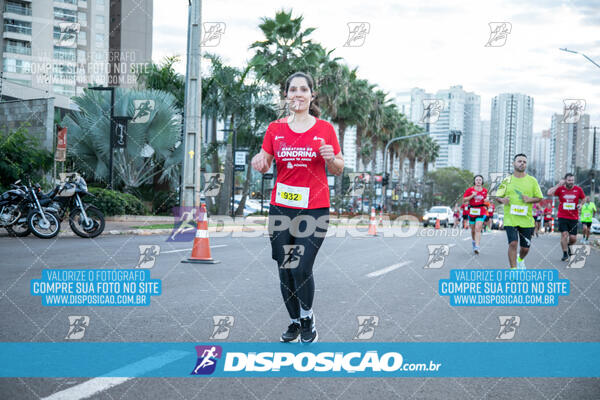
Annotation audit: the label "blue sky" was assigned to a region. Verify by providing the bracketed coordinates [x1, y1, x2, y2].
[153, 0, 600, 133]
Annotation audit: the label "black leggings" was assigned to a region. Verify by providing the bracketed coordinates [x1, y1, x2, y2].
[268, 204, 329, 319]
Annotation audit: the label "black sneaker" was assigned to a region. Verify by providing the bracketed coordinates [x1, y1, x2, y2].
[561, 253, 569, 262]
[280, 322, 300, 343]
[568, 247, 572, 256]
[300, 316, 318, 343]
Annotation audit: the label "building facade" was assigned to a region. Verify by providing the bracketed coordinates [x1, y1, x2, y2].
[489, 93, 534, 175]
[550, 113, 591, 181]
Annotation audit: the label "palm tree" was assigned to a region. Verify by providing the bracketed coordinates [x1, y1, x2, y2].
[420, 136, 440, 175]
[64, 88, 183, 191]
[202, 54, 276, 215]
[250, 9, 324, 94]
[136, 55, 185, 109]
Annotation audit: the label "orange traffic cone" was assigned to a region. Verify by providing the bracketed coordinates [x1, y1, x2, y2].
[182, 203, 220, 264]
[368, 207, 378, 236]
[435, 218, 440, 229]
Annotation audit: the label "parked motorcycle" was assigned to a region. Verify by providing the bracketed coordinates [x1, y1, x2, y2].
[46, 173, 105, 238]
[25, 180, 61, 239]
[0, 180, 31, 237]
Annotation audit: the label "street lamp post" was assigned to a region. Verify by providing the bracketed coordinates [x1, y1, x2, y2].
[559, 48, 600, 69]
[220, 127, 237, 219]
[584, 126, 598, 202]
[559, 47, 599, 201]
[89, 86, 116, 189]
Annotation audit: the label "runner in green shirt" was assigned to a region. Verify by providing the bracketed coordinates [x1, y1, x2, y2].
[493, 154, 543, 269]
[581, 197, 597, 244]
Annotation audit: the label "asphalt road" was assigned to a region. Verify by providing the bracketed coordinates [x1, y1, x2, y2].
[1, 226, 599, 399]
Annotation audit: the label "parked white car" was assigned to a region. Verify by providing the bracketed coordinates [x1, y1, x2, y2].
[422, 206, 454, 227]
[591, 217, 600, 234]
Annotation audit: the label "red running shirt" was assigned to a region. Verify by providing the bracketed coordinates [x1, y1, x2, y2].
[461, 203, 469, 216]
[262, 118, 341, 209]
[487, 202, 495, 216]
[463, 186, 488, 216]
[554, 185, 585, 220]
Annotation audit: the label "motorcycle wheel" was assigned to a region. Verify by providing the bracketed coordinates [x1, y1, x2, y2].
[27, 210, 60, 239]
[69, 206, 105, 238]
[5, 219, 31, 237]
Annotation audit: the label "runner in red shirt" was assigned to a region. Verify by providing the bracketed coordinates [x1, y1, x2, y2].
[532, 202, 543, 237]
[547, 173, 586, 261]
[251, 72, 344, 343]
[543, 206, 553, 233]
[463, 175, 488, 254]
[461, 203, 469, 229]
[485, 200, 495, 232]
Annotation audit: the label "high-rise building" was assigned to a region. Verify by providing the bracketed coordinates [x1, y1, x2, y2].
[393, 86, 481, 174]
[531, 130, 551, 183]
[341, 124, 357, 172]
[1, 0, 153, 100]
[550, 113, 591, 181]
[479, 120, 490, 177]
[1, 0, 110, 101]
[489, 93, 534, 175]
[108, 0, 153, 88]
[463, 92, 481, 173]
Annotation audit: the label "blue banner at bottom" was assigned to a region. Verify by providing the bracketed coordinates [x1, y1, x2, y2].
[1, 342, 599, 378]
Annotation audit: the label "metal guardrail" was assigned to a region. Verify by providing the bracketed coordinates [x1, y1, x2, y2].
[4, 44, 32, 55]
[3, 24, 32, 35]
[4, 4, 32, 16]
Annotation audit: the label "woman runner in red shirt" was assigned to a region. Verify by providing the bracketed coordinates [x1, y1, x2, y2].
[463, 175, 488, 254]
[251, 72, 344, 343]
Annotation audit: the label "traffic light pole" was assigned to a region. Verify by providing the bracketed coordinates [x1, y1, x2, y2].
[381, 131, 461, 210]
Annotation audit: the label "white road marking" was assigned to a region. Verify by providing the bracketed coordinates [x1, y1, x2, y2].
[162, 244, 227, 254]
[42, 351, 189, 400]
[366, 261, 411, 278]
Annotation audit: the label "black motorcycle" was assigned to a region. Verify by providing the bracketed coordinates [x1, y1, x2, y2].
[46, 173, 105, 238]
[25, 181, 61, 239]
[0, 180, 31, 237]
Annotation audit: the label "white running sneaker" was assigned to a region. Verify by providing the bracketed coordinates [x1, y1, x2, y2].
[517, 258, 526, 270]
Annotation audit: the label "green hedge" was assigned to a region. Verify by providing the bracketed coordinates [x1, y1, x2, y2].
[88, 187, 149, 216]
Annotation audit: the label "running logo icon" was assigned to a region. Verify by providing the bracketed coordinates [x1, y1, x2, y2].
[489, 172, 506, 196]
[209, 316, 234, 340]
[137, 245, 160, 269]
[344, 22, 370, 47]
[203, 173, 224, 197]
[354, 315, 379, 340]
[424, 245, 450, 269]
[131, 100, 155, 124]
[561, 99, 586, 123]
[191, 345, 222, 375]
[65, 316, 89, 340]
[57, 22, 80, 47]
[420, 99, 444, 124]
[281, 245, 304, 269]
[201, 22, 226, 47]
[347, 173, 366, 197]
[567, 245, 590, 269]
[485, 22, 512, 47]
[496, 316, 520, 340]
[168, 207, 201, 242]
